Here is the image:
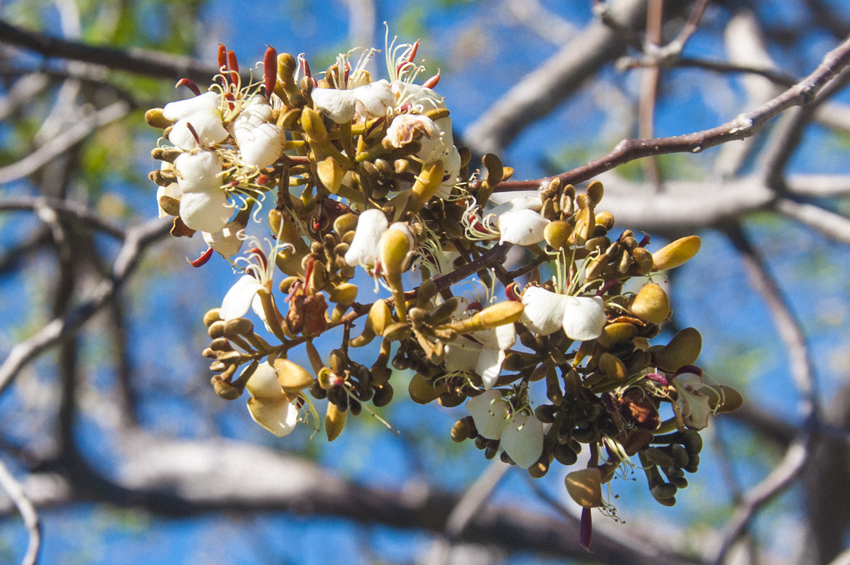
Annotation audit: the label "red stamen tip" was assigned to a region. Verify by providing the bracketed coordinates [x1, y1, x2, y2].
[264, 46, 278, 99]
[190, 247, 214, 267]
[175, 78, 201, 96]
[185, 122, 201, 146]
[422, 69, 441, 89]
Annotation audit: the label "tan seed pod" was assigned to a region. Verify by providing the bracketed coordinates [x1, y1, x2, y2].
[652, 235, 701, 271]
[144, 108, 172, 129]
[408, 373, 441, 404]
[203, 308, 222, 327]
[369, 300, 394, 336]
[653, 327, 702, 372]
[598, 352, 628, 382]
[595, 210, 615, 230]
[224, 317, 254, 338]
[325, 401, 347, 442]
[544, 220, 572, 250]
[630, 283, 670, 324]
[586, 180, 604, 206]
[450, 418, 473, 443]
[208, 321, 226, 339]
[596, 322, 638, 348]
[565, 468, 603, 508]
[274, 358, 315, 394]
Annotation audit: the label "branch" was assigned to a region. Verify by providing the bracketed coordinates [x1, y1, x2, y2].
[0, 100, 131, 185]
[0, 20, 222, 85]
[494, 33, 850, 191]
[0, 218, 171, 398]
[774, 197, 850, 246]
[0, 458, 41, 565]
[0, 196, 126, 239]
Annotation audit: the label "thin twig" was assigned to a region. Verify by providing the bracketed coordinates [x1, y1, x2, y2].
[0, 218, 171, 397]
[0, 458, 41, 565]
[0, 196, 126, 240]
[774, 197, 850, 247]
[493, 33, 850, 191]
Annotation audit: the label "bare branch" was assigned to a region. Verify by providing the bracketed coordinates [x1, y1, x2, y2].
[0, 196, 126, 239]
[0, 101, 131, 185]
[774, 197, 850, 246]
[0, 19, 221, 85]
[0, 218, 171, 397]
[494, 33, 850, 191]
[0, 458, 41, 565]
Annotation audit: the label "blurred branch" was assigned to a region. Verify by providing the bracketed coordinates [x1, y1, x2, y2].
[0, 100, 131, 185]
[495, 32, 850, 190]
[0, 19, 222, 85]
[0, 196, 126, 239]
[501, 0, 575, 44]
[0, 218, 171, 398]
[774, 198, 850, 246]
[464, 0, 648, 155]
[0, 458, 41, 565]
[714, 224, 819, 564]
[0, 73, 50, 121]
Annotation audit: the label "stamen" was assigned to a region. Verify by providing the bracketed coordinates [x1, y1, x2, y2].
[175, 78, 201, 96]
[218, 44, 229, 87]
[248, 246, 268, 272]
[189, 247, 214, 267]
[264, 46, 278, 99]
[422, 69, 441, 89]
[185, 122, 201, 146]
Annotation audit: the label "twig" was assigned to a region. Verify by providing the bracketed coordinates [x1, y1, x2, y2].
[774, 197, 850, 247]
[0, 458, 41, 565]
[0, 196, 126, 239]
[0, 218, 171, 397]
[431, 460, 510, 565]
[712, 223, 820, 564]
[493, 33, 850, 191]
[0, 19, 223, 85]
[0, 100, 131, 185]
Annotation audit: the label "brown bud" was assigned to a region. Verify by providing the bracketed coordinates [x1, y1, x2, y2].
[630, 283, 670, 324]
[325, 401, 347, 441]
[653, 327, 702, 372]
[565, 468, 603, 508]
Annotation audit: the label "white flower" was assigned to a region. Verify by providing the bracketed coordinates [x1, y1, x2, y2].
[245, 362, 299, 437]
[436, 146, 461, 199]
[385, 114, 439, 149]
[203, 221, 244, 258]
[353, 79, 394, 120]
[174, 150, 231, 233]
[466, 390, 544, 469]
[521, 286, 607, 341]
[220, 235, 289, 323]
[230, 97, 284, 168]
[392, 82, 446, 112]
[444, 323, 516, 390]
[311, 87, 357, 124]
[221, 275, 266, 321]
[344, 209, 389, 267]
[156, 180, 181, 218]
[496, 209, 549, 246]
[672, 372, 714, 430]
[164, 92, 229, 150]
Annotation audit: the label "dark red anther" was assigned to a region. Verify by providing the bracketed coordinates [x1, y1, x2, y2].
[674, 365, 703, 378]
[264, 46, 278, 99]
[466, 301, 483, 312]
[175, 78, 201, 96]
[597, 279, 621, 296]
[256, 174, 270, 186]
[300, 55, 312, 79]
[248, 246, 268, 272]
[343, 61, 351, 89]
[224, 92, 235, 111]
[227, 50, 240, 86]
[646, 373, 670, 386]
[190, 247, 214, 267]
[580, 507, 593, 552]
[422, 69, 441, 89]
[374, 260, 382, 278]
[284, 281, 301, 303]
[396, 40, 419, 75]
[185, 122, 201, 146]
[293, 397, 305, 409]
[398, 102, 412, 113]
[638, 234, 651, 247]
[218, 44, 229, 86]
[365, 116, 386, 137]
[505, 282, 522, 302]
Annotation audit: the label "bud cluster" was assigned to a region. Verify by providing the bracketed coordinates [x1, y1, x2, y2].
[145, 35, 741, 548]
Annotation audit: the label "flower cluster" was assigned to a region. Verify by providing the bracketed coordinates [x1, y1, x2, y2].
[145, 36, 742, 549]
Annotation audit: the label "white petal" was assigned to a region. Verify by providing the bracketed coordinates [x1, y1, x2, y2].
[444, 336, 481, 374]
[521, 287, 568, 336]
[489, 196, 543, 216]
[245, 362, 284, 400]
[247, 397, 298, 437]
[562, 296, 607, 341]
[163, 91, 220, 121]
[235, 122, 284, 168]
[501, 413, 544, 468]
[344, 209, 388, 267]
[174, 151, 222, 194]
[168, 113, 229, 150]
[221, 275, 264, 321]
[497, 209, 549, 246]
[385, 114, 438, 149]
[476, 346, 505, 390]
[179, 190, 231, 233]
[156, 182, 182, 218]
[392, 82, 446, 111]
[416, 116, 453, 163]
[202, 221, 244, 258]
[435, 146, 461, 200]
[466, 390, 509, 440]
[311, 88, 356, 123]
[353, 80, 394, 120]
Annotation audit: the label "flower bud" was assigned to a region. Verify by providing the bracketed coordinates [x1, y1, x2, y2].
[329, 283, 358, 306]
[145, 108, 172, 129]
[203, 308, 222, 327]
[334, 213, 359, 236]
[449, 301, 524, 333]
[653, 327, 702, 372]
[408, 373, 442, 404]
[317, 156, 344, 194]
[325, 401, 347, 441]
[596, 322, 638, 348]
[631, 247, 654, 275]
[598, 352, 628, 382]
[379, 225, 415, 278]
[372, 383, 394, 407]
[301, 107, 327, 143]
[586, 181, 604, 206]
[382, 321, 412, 341]
[273, 358, 315, 394]
[652, 235, 701, 271]
[630, 283, 670, 324]
[211, 375, 242, 400]
[544, 220, 572, 250]
[565, 468, 603, 508]
[369, 300, 394, 336]
[408, 159, 445, 212]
